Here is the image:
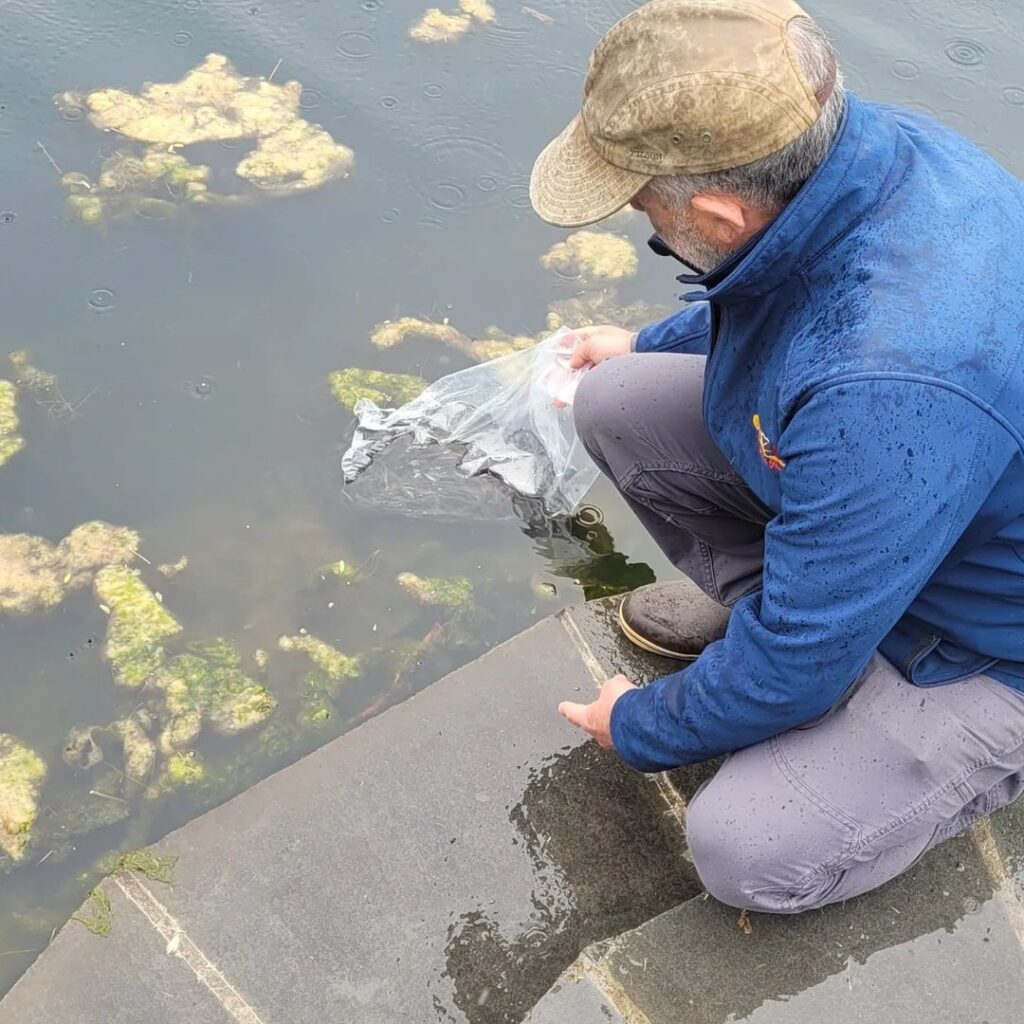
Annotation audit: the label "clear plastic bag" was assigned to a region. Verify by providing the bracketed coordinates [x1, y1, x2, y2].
[341, 328, 598, 518]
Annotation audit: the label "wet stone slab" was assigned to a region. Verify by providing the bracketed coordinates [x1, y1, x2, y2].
[0, 615, 698, 1024]
[533, 825, 1024, 1024]
[563, 597, 727, 805]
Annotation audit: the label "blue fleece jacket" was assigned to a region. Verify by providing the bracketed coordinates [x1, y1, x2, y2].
[610, 93, 1024, 772]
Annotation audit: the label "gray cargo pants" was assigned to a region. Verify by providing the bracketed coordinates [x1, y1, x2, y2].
[574, 352, 1024, 913]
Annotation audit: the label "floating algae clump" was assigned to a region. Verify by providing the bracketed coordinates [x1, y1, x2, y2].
[0, 381, 24, 468]
[0, 521, 139, 617]
[328, 368, 427, 410]
[409, 0, 494, 41]
[540, 230, 638, 281]
[0, 735, 46, 862]
[94, 565, 182, 688]
[9, 350, 56, 393]
[278, 634, 361, 681]
[56, 54, 354, 220]
[61, 522, 140, 575]
[67, 53, 300, 144]
[410, 8, 473, 41]
[370, 317, 534, 363]
[154, 639, 275, 749]
[235, 119, 353, 193]
[397, 572, 474, 615]
[157, 555, 189, 579]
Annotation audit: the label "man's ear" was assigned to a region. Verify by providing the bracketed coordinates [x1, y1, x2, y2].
[689, 193, 749, 246]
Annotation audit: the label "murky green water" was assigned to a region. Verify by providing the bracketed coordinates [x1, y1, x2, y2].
[1, 0, 1023, 998]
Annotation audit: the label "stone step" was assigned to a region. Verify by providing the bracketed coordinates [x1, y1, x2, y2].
[0, 602, 699, 1024]
[527, 802, 1024, 1024]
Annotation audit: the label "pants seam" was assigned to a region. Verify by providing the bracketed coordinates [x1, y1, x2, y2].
[770, 736, 863, 840]
[847, 727, 1024, 857]
[632, 458, 753, 488]
[786, 725, 1024, 895]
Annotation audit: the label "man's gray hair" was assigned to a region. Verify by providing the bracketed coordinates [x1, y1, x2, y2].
[647, 17, 845, 212]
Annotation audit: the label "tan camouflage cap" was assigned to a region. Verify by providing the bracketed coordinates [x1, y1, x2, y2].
[530, 0, 823, 227]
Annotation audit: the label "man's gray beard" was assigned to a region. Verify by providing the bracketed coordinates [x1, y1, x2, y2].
[659, 217, 731, 275]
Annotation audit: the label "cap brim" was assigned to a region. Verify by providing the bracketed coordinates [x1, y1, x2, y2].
[530, 114, 652, 228]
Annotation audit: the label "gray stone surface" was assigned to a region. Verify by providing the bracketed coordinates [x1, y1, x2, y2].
[0, 615, 698, 1024]
[534, 826, 1024, 1024]
[561, 600, 680, 684]
[0, 879, 229, 1024]
[986, 796, 1024, 901]
[519, 963, 628, 1024]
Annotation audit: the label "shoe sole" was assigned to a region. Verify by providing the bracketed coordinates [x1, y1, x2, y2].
[617, 602, 700, 662]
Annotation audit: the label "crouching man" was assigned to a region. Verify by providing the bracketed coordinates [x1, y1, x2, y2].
[534, 0, 1024, 912]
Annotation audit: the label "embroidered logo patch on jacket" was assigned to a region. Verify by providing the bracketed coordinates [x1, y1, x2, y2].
[752, 414, 786, 471]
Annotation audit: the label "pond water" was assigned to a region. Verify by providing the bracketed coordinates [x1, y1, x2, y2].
[1, 0, 1023, 999]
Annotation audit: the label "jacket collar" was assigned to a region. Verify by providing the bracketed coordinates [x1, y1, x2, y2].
[647, 94, 901, 304]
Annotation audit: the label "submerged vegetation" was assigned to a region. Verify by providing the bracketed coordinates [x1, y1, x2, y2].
[0, 382, 24, 468]
[328, 369, 428, 410]
[370, 317, 536, 362]
[154, 639, 276, 744]
[0, 735, 46, 863]
[94, 566, 182, 689]
[397, 572, 474, 615]
[277, 633, 362, 681]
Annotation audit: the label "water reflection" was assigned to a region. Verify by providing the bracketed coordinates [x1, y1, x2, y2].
[442, 743, 698, 1024]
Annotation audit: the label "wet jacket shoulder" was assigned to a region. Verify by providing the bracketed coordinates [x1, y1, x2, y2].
[612, 95, 1024, 771]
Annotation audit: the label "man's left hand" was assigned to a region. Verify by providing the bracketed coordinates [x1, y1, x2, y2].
[558, 674, 638, 748]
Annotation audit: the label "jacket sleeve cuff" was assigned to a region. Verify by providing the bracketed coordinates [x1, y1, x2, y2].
[610, 683, 674, 772]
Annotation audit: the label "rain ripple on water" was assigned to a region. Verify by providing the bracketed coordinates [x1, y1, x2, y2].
[944, 38, 986, 67]
[336, 31, 376, 60]
[410, 132, 524, 214]
[890, 59, 920, 81]
[87, 288, 116, 313]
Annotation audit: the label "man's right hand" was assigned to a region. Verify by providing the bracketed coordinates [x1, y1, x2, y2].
[569, 325, 635, 369]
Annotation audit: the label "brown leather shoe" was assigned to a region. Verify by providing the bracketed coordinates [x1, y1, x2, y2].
[618, 580, 731, 661]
